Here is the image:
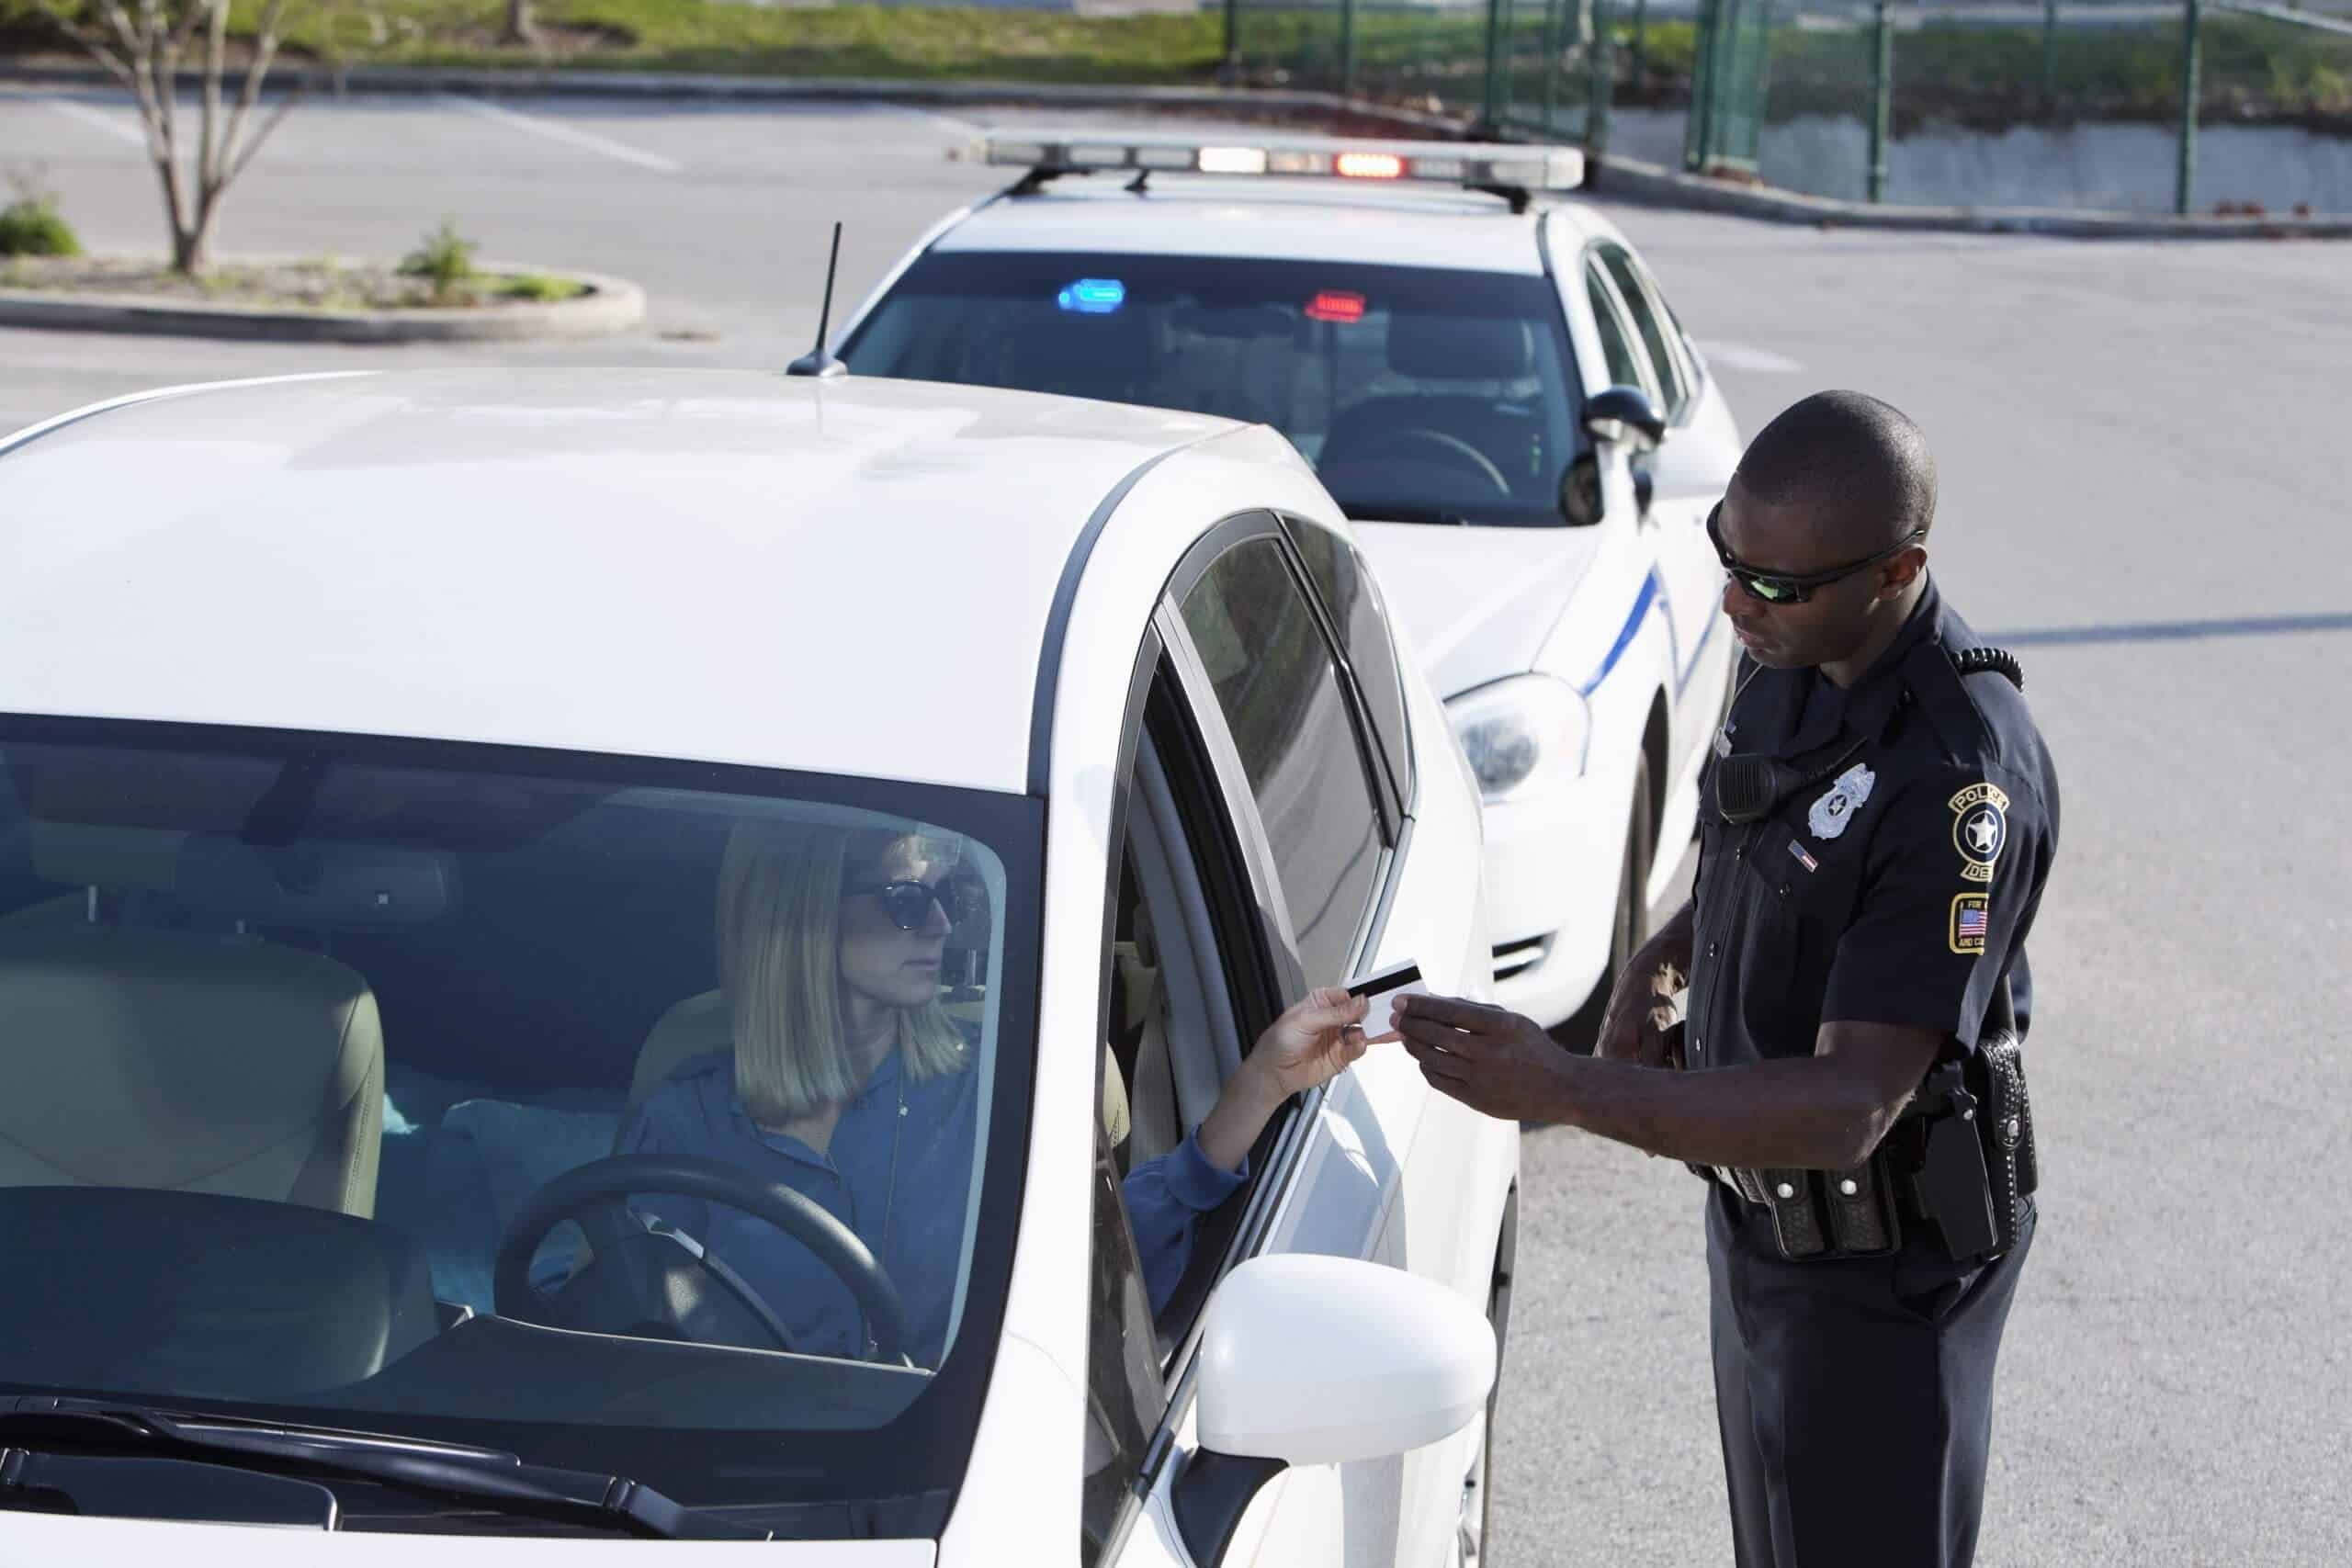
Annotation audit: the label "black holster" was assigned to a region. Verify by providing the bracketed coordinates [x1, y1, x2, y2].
[1713, 985, 2041, 1266]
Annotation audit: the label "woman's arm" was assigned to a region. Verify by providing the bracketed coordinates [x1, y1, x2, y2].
[1123, 988, 1370, 1314]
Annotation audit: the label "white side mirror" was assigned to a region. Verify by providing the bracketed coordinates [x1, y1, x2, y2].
[1173, 1254, 1497, 1563]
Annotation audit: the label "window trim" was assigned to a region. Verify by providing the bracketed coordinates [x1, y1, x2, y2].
[1581, 255, 1661, 408]
[1274, 512, 1418, 830]
[1589, 240, 1700, 429]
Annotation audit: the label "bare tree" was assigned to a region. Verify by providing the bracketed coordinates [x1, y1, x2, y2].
[503, 0, 539, 50]
[37, 0, 350, 276]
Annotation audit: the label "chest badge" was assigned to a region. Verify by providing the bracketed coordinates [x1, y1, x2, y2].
[1806, 762, 1877, 840]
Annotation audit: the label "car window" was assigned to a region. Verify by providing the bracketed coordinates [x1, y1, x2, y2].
[1598, 244, 1690, 420]
[1178, 536, 1383, 990]
[1284, 517, 1412, 818]
[842, 251, 1583, 529]
[1584, 265, 1653, 397]
[0, 721, 1042, 1519]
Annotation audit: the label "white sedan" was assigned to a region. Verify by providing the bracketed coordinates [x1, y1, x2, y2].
[838, 130, 1744, 1033]
[0, 370, 1514, 1567]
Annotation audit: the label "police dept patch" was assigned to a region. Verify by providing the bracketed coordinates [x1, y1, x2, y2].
[1806, 763, 1876, 840]
[1950, 893, 1990, 954]
[1950, 782, 2010, 883]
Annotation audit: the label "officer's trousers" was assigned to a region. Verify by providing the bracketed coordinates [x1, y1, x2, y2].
[1705, 1185, 2035, 1568]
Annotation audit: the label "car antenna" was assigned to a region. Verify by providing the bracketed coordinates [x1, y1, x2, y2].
[786, 220, 848, 378]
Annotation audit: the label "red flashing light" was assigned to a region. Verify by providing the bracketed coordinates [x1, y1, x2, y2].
[1305, 290, 1368, 324]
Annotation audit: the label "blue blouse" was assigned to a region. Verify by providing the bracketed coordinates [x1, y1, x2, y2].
[614, 1044, 1243, 1365]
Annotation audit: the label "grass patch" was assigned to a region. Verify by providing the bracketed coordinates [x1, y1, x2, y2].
[501, 270, 586, 301]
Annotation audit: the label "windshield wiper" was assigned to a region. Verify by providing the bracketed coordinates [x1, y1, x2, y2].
[1336, 502, 1474, 526]
[0, 1396, 767, 1540]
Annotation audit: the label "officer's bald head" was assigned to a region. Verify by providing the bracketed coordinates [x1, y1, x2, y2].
[1731, 391, 1937, 558]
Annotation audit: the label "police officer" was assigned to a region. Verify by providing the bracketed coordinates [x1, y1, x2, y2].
[1395, 391, 2057, 1568]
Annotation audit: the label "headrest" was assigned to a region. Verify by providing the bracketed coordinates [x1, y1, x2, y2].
[1386, 315, 1534, 382]
[28, 820, 458, 927]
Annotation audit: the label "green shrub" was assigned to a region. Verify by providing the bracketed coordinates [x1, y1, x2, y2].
[398, 220, 477, 302]
[0, 191, 80, 258]
[500, 271, 585, 303]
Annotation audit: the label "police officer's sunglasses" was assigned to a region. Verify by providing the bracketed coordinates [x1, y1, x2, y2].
[1706, 502, 1925, 606]
[844, 877, 985, 931]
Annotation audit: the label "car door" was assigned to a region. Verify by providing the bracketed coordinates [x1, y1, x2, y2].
[1589, 243, 1734, 770]
[1086, 514, 1469, 1568]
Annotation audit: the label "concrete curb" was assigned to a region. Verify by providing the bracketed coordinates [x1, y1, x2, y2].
[0, 261, 647, 343]
[1585, 152, 2352, 241]
[0, 60, 1465, 138]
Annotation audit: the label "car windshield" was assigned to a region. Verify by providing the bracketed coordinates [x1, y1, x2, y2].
[842, 250, 1583, 528]
[0, 717, 1040, 1529]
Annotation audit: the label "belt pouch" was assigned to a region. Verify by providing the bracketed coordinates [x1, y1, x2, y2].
[1758, 1169, 1828, 1258]
[1822, 1156, 1901, 1255]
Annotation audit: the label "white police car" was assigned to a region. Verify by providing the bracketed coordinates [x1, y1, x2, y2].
[838, 131, 1743, 1032]
[0, 369, 1514, 1566]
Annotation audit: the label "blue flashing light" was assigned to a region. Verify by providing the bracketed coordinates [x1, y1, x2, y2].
[1057, 278, 1126, 315]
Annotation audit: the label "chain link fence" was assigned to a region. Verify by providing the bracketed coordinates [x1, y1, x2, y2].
[1216, 0, 2352, 214]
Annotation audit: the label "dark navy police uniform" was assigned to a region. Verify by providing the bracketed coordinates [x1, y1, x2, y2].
[1686, 578, 2059, 1568]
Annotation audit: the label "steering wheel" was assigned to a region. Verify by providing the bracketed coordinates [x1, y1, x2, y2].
[492, 1153, 911, 1364]
[1385, 427, 1515, 498]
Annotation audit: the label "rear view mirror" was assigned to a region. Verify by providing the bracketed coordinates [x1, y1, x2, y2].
[1171, 1254, 1497, 1564]
[1582, 384, 1667, 452]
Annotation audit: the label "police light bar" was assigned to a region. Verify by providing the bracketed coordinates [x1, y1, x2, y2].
[983, 130, 1586, 203]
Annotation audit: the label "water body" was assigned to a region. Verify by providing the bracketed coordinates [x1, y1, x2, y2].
[1602, 107, 2352, 214]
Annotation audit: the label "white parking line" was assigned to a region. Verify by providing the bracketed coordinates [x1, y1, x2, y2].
[46, 96, 149, 149]
[1702, 340, 1807, 375]
[437, 94, 684, 175]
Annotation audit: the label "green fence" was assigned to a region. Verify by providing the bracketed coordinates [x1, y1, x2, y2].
[1222, 0, 2352, 215]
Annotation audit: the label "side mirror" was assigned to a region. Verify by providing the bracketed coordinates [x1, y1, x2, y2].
[1171, 1255, 1497, 1564]
[1582, 384, 1667, 452]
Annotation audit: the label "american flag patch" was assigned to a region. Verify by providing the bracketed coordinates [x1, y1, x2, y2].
[1951, 893, 1990, 954]
[1788, 840, 1819, 873]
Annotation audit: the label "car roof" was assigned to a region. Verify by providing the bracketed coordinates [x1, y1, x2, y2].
[0, 368, 1245, 795]
[933, 176, 1562, 274]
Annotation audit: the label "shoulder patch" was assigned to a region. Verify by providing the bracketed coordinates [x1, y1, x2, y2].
[1950, 782, 2010, 882]
[1950, 892, 1990, 954]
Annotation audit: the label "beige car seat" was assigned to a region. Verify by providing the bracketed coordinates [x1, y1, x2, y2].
[0, 823, 385, 1217]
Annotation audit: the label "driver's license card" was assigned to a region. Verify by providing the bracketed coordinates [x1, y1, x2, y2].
[1347, 961, 1427, 1044]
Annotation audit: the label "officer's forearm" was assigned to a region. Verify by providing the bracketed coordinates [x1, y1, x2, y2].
[1541, 1054, 1895, 1171]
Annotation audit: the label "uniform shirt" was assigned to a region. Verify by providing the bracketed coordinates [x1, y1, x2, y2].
[616, 1043, 1243, 1365]
[1685, 579, 2060, 1073]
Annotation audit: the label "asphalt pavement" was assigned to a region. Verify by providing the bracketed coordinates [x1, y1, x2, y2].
[6, 82, 2350, 1565]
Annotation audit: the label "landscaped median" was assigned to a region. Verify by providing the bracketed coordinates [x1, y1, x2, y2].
[0, 214, 645, 342]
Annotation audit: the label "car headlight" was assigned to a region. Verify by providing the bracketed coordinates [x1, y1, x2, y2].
[1445, 674, 1590, 802]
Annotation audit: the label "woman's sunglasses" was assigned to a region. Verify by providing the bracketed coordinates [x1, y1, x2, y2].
[844, 877, 984, 932]
[1706, 502, 1924, 606]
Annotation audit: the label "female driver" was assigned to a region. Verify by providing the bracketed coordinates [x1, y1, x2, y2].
[616, 819, 1367, 1365]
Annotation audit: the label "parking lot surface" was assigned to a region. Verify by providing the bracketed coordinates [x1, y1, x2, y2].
[6, 83, 2349, 1564]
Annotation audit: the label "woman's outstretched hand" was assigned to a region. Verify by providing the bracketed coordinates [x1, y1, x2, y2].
[1196, 988, 1371, 1172]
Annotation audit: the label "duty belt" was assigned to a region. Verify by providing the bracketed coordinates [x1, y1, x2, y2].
[1706, 1032, 2039, 1267]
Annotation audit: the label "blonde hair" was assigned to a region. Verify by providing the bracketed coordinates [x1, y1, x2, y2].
[719, 819, 969, 1126]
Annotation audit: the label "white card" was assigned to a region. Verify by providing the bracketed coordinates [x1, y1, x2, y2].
[1359, 978, 1430, 1043]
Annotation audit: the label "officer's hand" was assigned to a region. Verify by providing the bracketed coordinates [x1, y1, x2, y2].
[1391, 993, 1564, 1122]
[1596, 953, 1687, 1068]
